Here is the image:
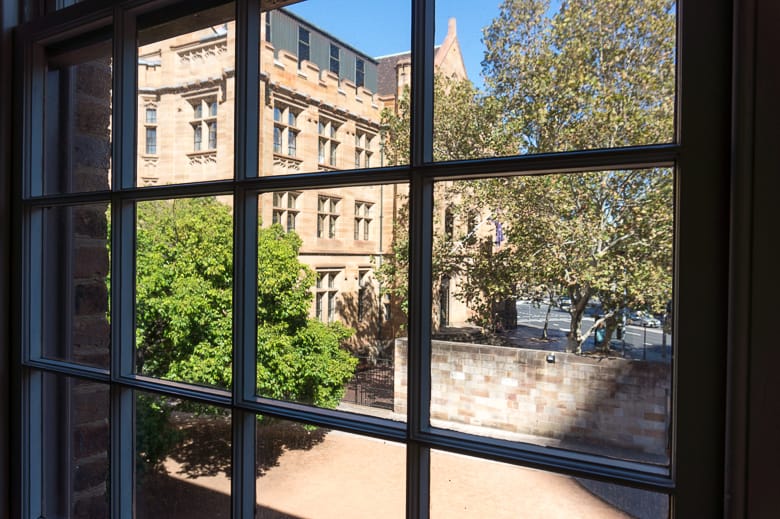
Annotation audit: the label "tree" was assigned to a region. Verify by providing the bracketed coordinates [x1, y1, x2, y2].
[378, 75, 516, 331]
[135, 197, 357, 405]
[477, 0, 676, 351]
[460, 170, 673, 352]
[482, 0, 675, 154]
[381, 0, 676, 349]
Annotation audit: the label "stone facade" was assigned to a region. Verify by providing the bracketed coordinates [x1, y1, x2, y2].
[136, 10, 468, 352]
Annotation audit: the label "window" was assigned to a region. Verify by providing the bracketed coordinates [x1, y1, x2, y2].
[191, 98, 218, 151]
[272, 103, 299, 157]
[208, 121, 217, 149]
[329, 43, 340, 74]
[355, 130, 373, 168]
[273, 126, 282, 153]
[144, 107, 157, 154]
[271, 191, 299, 232]
[14, 1, 732, 517]
[145, 127, 156, 154]
[193, 124, 202, 150]
[354, 201, 372, 240]
[316, 270, 339, 323]
[356, 58, 365, 88]
[298, 27, 310, 67]
[318, 118, 340, 167]
[318, 195, 339, 239]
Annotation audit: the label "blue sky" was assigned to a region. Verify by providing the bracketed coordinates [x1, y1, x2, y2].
[286, 0, 500, 90]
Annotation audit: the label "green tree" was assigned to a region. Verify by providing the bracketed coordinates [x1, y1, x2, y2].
[381, 0, 675, 349]
[477, 0, 675, 350]
[460, 170, 673, 352]
[378, 75, 515, 331]
[135, 197, 356, 404]
[482, 0, 675, 154]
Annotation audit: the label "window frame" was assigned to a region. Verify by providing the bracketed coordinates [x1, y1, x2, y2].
[355, 58, 365, 88]
[272, 102, 299, 158]
[297, 26, 309, 67]
[329, 43, 339, 75]
[10, 0, 732, 518]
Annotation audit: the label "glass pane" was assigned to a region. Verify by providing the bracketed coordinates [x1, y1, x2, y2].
[135, 197, 233, 390]
[430, 449, 669, 518]
[135, 392, 231, 518]
[430, 1, 676, 160]
[256, 184, 407, 420]
[40, 203, 111, 369]
[43, 35, 112, 194]
[256, 420, 405, 518]
[260, 1, 410, 175]
[41, 373, 110, 519]
[137, 3, 235, 187]
[425, 170, 673, 465]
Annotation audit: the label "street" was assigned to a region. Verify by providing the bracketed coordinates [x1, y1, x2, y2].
[515, 301, 673, 362]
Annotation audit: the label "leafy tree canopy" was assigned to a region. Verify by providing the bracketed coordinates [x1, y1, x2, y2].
[380, 0, 675, 352]
[135, 197, 356, 405]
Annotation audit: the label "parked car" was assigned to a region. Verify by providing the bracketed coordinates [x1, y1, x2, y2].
[627, 311, 661, 328]
[584, 304, 603, 317]
[558, 296, 572, 311]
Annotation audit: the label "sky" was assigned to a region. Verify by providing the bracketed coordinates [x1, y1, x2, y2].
[286, 0, 500, 90]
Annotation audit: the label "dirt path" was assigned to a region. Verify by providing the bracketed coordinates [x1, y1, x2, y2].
[139, 429, 630, 518]
[256, 431, 628, 518]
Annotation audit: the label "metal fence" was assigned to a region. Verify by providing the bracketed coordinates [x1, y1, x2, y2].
[343, 356, 394, 410]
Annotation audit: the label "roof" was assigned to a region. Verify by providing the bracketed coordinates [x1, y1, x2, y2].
[376, 52, 409, 97]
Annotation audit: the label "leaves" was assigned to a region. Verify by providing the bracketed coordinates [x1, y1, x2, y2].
[380, 0, 675, 350]
[135, 197, 357, 405]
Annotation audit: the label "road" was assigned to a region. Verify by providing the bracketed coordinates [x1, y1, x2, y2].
[515, 301, 673, 362]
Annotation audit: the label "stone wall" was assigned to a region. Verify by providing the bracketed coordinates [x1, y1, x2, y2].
[395, 339, 670, 460]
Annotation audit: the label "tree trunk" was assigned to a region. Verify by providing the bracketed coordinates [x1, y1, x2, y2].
[566, 310, 583, 353]
[541, 302, 552, 340]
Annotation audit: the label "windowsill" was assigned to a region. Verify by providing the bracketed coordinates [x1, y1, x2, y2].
[273, 153, 303, 163]
[317, 164, 339, 172]
[187, 149, 217, 157]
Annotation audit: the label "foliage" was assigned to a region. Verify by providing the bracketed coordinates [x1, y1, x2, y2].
[378, 75, 514, 329]
[135, 197, 356, 401]
[380, 0, 676, 347]
[482, 0, 676, 154]
[478, 0, 676, 349]
[458, 170, 673, 351]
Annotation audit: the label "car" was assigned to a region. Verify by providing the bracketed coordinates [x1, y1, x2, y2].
[558, 296, 572, 310]
[627, 312, 661, 328]
[584, 304, 602, 317]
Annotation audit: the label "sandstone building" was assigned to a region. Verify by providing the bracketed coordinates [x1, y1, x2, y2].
[135, 7, 468, 352]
